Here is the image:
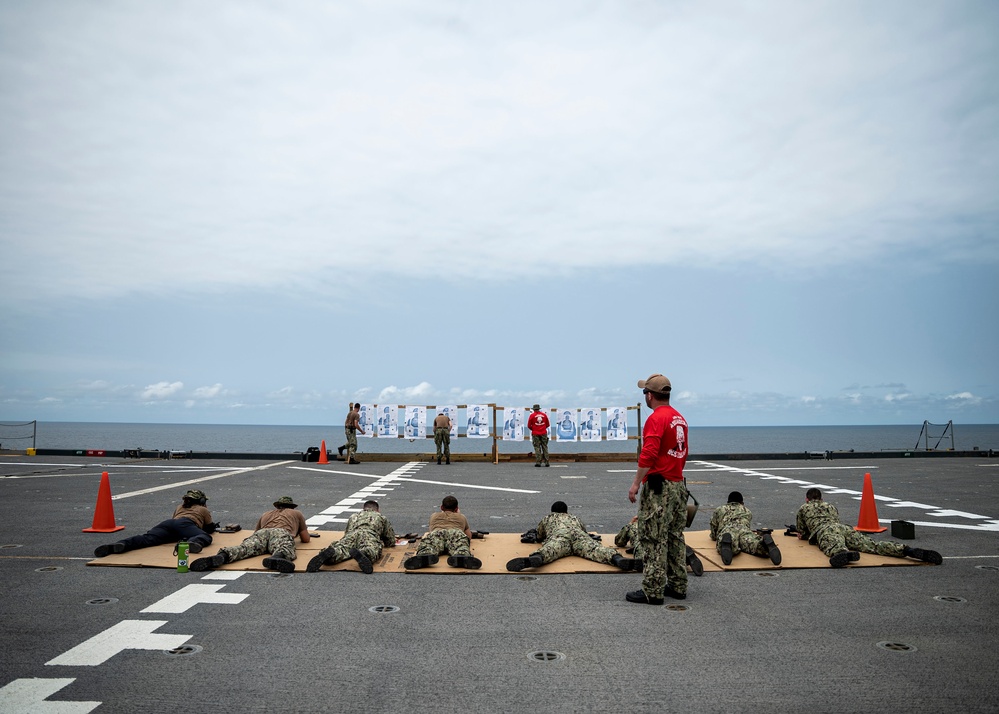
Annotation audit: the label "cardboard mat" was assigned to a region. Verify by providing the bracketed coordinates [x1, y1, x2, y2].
[86, 530, 927, 573]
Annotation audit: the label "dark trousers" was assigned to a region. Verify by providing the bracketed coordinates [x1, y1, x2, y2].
[117, 517, 212, 551]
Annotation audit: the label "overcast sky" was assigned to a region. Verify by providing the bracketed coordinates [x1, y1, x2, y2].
[1, 1, 997, 427]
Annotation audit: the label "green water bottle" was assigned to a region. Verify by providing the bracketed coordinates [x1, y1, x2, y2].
[177, 541, 190, 572]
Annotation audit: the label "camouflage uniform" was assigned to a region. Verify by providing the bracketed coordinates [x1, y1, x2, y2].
[529, 512, 619, 565]
[434, 427, 451, 461]
[615, 521, 644, 559]
[638, 479, 688, 598]
[415, 528, 471, 559]
[220, 528, 297, 562]
[320, 510, 396, 565]
[796, 500, 906, 558]
[344, 426, 358, 462]
[532, 434, 549, 465]
[709, 502, 769, 558]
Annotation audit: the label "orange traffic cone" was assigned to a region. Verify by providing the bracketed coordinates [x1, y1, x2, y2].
[855, 472, 887, 533]
[82, 471, 125, 533]
[318, 440, 329, 464]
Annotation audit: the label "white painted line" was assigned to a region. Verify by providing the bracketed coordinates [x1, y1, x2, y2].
[881, 519, 999, 532]
[395, 477, 540, 494]
[699, 460, 999, 532]
[46, 621, 191, 666]
[0, 678, 100, 713]
[111, 461, 292, 500]
[306, 516, 349, 525]
[200, 571, 245, 580]
[140, 584, 249, 613]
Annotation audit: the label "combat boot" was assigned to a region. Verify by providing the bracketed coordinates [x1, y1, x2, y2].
[447, 555, 482, 569]
[190, 551, 229, 572]
[306, 547, 335, 573]
[350, 548, 374, 574]
[93, 542, 126, 558]
[720, 533, 734, 565]
[262, 552, 295, 573]
[903, 546, 943, 565]
[404, 553, 439, 570]
[829, 550, 852, 568]
[611, 554, 637, 571]
[686, 547, 704, 576]
[625, 590, 664, 606]
[506, 554, 543, 572]
[761, 533, 782, 565]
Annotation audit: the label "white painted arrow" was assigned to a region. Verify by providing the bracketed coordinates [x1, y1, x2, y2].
[0, 678, 100, 713]
[46, 621, 190, 667]
[141, 584, 248, 614]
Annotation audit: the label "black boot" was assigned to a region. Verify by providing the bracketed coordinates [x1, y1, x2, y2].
[94, 542, 126, 558]
[626, 589, 664, 605]
[191, 551, 229, 571]
[761, 533, 782, 565]
[337, 445, 345, 456]
[447, 555, 482, 569]
[611, 553, 637, 571]
[306, 548, 334, 573]
[263, 552, 295, 572]
[506, 554, 543, 571]
[904, 546, 943, 564]
[350, 548, 374, 574]
[829, 550, 852, 568]
[404, 553, 439, 570]
[720, 533, 734, 565]
[686, 547, 704, 576]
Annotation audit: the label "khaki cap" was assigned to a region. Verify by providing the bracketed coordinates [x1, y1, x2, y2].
[637, 374, 672, 393]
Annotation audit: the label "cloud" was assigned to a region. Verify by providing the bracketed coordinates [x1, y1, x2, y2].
[946, 391, 981, 404]
[1, 2, 996, 310]
[192, 384, 224, 399]
[377, 382, 436, 403]
[141, 381, 184, 400]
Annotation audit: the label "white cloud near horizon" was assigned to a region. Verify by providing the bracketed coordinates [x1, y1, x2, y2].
[140, 381, 184, 400]
[1, 1, 997, 309]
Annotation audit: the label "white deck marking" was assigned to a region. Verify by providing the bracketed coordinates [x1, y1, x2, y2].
[696, 460, 999, 532]
[46, 621, 191, 666]
[0, 678, 100, 713]
[606, 466, 880, 473]
[395, 476, 540, 493]
[199, 571, 246, 580]
[306, 462, 423, 527]
[111, 461, 292, 499]
[140, 584, 249, 613]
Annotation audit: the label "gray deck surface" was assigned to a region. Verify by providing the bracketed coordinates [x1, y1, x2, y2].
[1, 454, 997, 713]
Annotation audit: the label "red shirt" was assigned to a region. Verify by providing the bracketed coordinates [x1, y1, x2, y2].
[527, 410, 551, 436]
[638, 404, 688, 481]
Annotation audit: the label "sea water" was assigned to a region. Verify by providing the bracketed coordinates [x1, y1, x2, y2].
[10, 421, 999, 455]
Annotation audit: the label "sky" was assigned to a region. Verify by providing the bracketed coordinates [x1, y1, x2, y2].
[1, 1, 997, 428]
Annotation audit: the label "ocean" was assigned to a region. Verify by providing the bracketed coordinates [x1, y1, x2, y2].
[6, 421, 998, 455]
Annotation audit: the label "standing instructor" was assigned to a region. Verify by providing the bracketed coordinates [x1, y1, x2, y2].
[626, 373, 689, 605]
